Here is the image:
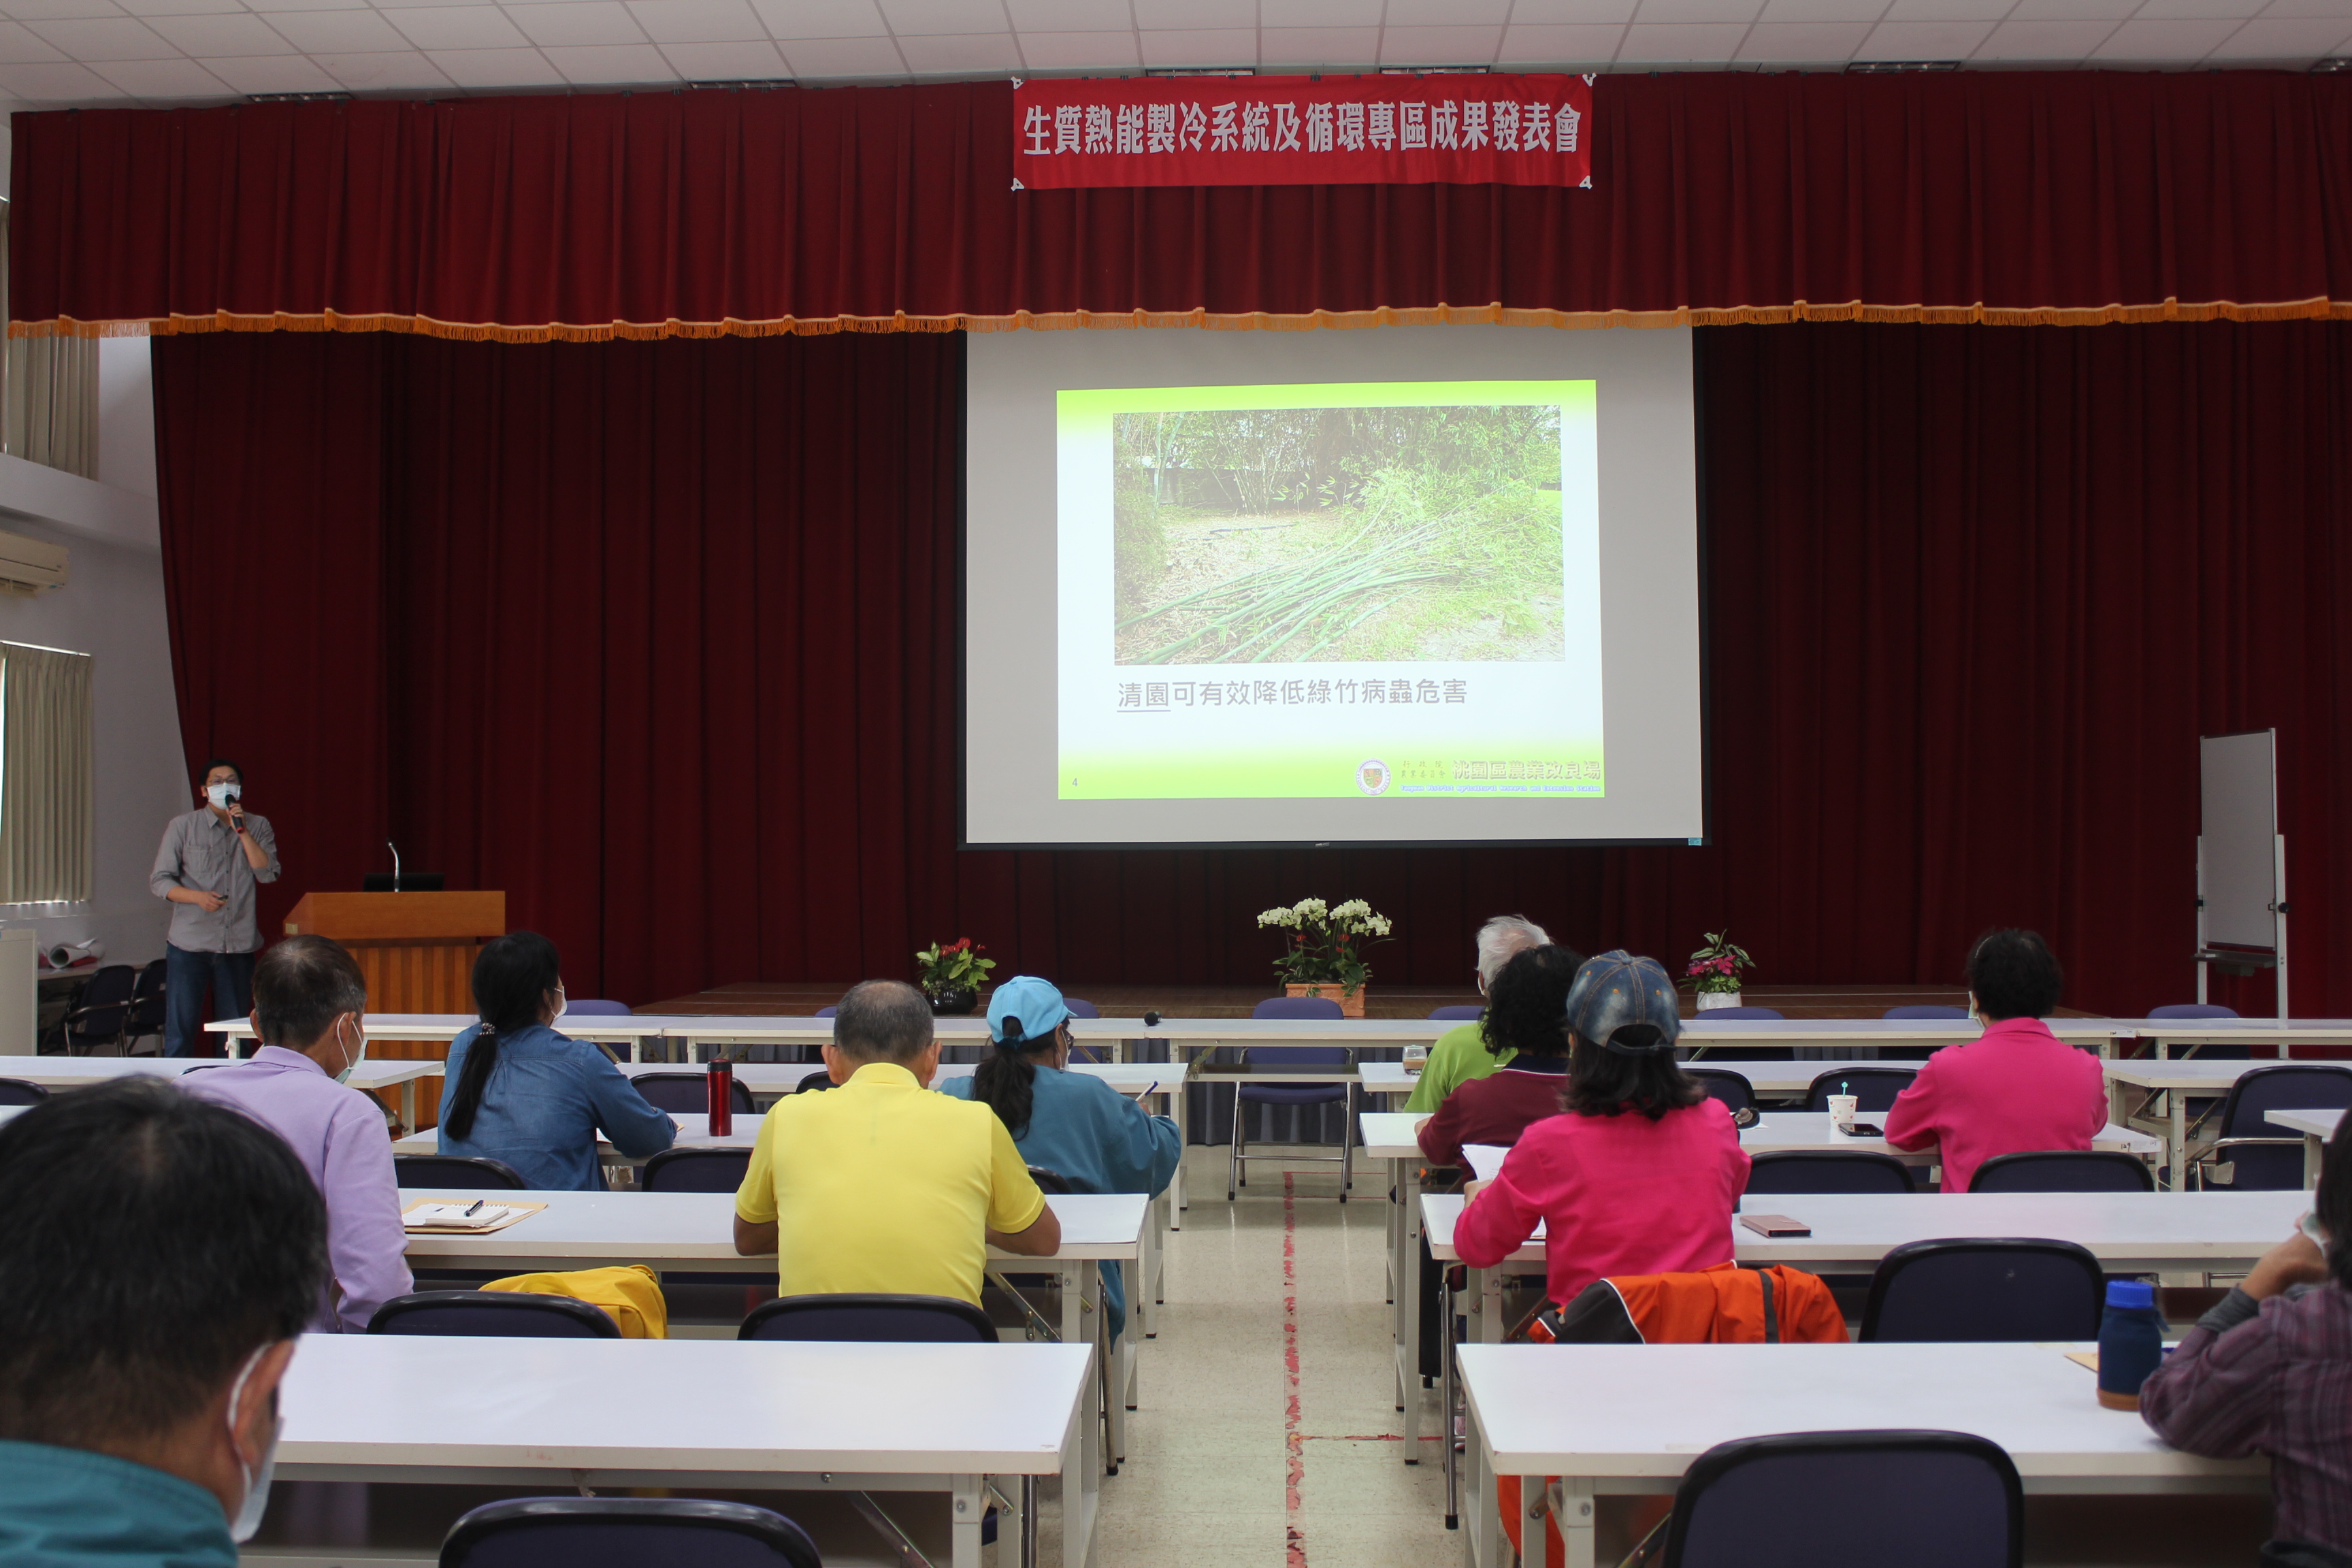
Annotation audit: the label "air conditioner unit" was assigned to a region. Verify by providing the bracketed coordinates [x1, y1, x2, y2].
[0, 530, 68, 595]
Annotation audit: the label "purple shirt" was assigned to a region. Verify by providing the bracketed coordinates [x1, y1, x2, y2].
[181, 1046, 413, 1332]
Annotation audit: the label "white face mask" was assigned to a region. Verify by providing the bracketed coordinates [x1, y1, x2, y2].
[224, 1344, 283, 1544]
[205, 782, 240, 810]
[332, 1015, 367, 1085]
[550, 984, 567, 1023]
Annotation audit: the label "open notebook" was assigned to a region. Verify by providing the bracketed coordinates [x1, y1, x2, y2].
[400, 1199, 544, 1235]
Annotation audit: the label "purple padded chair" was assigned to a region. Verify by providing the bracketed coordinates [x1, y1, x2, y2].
[1230, 996, 1354, 1202]
[1427, 1004, 1484, 1022]
[1882, 1005, 1971, 1019]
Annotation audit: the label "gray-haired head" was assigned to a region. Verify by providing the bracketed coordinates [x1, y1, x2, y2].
[1475, 914, 1552, 991]
[833, 979, 936, 1063]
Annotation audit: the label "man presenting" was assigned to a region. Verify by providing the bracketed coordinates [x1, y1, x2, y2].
[150, 759, 280, 1057]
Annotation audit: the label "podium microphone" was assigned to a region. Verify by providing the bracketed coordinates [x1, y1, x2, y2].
[387, 841, 402, 891]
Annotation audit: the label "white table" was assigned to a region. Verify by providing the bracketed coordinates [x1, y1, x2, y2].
[1741, 1111, 2156, 1169]
[2097, 1058, 2343, 1191]
[2, 1051, 446, 1130]
[1457, 1341, 2266, 1568]
[1362, 1058, 1933, 1103]
[2268, 1107, 2345, 1188]
[272, 1331, 1096, 1568]
[2126, 1017, 2352, 1060]
[208, 1012, 684, 1056]
[397, 1111, 754, 1159]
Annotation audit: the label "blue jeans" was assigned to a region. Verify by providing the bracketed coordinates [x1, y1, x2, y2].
[163, 945, 257, 1058]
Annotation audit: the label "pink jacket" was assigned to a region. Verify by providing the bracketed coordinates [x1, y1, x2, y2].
[1883, 1016, 2108, 1192]
[1454, 1097, 1751, 1307]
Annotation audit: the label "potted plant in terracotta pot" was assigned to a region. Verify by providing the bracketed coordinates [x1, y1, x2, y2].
[1257, 898, 1392, 1017]
[916, 937, 995, 1016]
[1680, 931, 1755, 1011]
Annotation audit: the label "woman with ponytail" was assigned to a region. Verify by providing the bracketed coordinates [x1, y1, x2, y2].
[436, 932, 674, 1190]
[941, 975, 1179, 1345]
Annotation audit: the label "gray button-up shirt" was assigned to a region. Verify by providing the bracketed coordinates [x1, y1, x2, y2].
[150, 807, 280, 954]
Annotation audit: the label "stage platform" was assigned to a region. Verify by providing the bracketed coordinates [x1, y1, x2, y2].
[636, 981, 1985, 1020]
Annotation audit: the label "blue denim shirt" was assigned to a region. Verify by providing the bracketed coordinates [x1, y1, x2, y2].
[437, 1022, 674, 1190]
[0, 1439, 235, 1568]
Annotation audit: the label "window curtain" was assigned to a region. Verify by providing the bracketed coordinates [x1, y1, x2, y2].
[0, 206, 99, 479]
[0, 642, 93, 904]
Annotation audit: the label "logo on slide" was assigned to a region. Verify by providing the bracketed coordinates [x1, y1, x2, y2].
[1356, 760, 1390, 796]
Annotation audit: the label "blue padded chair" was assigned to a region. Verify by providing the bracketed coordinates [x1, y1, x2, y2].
[1660, 1429, 2022, 1568]
[1428, 1004, 1484, 1022]
[561, 1000, 632, 1017]
[1859, 1239, 2105, 1342]
[1686, 1005, 1791, 1061]
[642, 1147, 753, 1193]
[1698, 1007, 1784, 1020]
[815, 1006, 838, 1017]
[1062, 997, 1108, 1062]
[1744, 1151, 1914, 1195]
[1875, 1004, 1974, 1060]
[1804, 1068, 1916, 1113]
[1230, 997, 1352, 1203]
[122, 960, 169, 1056]
[372, 1290, 620, 1339]
[630, 1071, 754, 1115]
[2193, 1064, 2352, 1190]
[740, 1292, 995, 1343]
[1884, 1004, 1972, 1019]
[62, 964, 137, 1056]
[1684, 1068, 1755, 1116]
[0, 1078, 48, 1106]
[1969, 1151, 2153, 1194]
[393, 1154, 527, 1190]
[2149, 1003, 2240, 1019]
[440, 1496, 823, 1568]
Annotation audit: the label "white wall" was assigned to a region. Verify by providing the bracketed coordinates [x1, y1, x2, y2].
[0, 336, 186, 968]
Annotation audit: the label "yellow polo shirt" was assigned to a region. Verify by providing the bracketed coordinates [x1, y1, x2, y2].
[734, 1059, 1048, 1305]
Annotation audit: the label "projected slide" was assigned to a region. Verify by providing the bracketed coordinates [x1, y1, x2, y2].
[1056, 381, 1601, 802]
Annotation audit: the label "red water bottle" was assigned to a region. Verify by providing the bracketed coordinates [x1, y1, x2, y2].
[705, 1058, 734, 1136]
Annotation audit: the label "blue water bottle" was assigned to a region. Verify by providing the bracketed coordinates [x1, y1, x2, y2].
[2096, 1279, 2165, 1409]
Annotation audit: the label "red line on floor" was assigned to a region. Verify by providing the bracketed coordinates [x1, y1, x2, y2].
[1283, 1170, 1307, 1568]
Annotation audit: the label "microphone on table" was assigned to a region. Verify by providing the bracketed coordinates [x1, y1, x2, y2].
[387, 841, 402, 889]
[1143, 1011, 1161, 1027]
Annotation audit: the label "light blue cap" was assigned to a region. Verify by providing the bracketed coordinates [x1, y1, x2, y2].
[988, 975, 1071, 1046]
[1563, 949, 1683, 1054]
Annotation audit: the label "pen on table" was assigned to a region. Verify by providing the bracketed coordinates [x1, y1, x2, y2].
[462, 1198, 485, 1218]
[1130, 1081, 1160, 1102]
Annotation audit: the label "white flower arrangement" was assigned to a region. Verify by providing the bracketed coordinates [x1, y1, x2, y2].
[1258, 896, 1395, 993]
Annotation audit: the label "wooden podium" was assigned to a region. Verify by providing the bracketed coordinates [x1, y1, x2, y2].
[283, 891, 505, 1013]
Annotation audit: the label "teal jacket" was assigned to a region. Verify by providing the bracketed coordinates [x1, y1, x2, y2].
[0, 1440, 235, 1568]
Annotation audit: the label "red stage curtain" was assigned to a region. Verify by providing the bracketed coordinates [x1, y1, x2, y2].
[151, 321, 2352, 1014]
[27, 73, 2352, 342]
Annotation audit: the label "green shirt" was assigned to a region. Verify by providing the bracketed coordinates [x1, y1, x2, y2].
[0, 1439, 235, 1568]
[1402, 1021, 1516, 1113]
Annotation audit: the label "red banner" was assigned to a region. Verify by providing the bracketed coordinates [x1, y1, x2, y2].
[1011, 74, 1592, 191]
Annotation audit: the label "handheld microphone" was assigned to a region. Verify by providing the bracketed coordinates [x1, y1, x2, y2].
[387, 841, 402, 889]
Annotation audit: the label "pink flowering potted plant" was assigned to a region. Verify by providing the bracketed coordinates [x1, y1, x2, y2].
[1680, 931, 1754, 1011]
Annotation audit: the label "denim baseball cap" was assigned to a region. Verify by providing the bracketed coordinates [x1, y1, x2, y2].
[988, 975, 1071, 1045]
[1563, 950, 1682, 1054]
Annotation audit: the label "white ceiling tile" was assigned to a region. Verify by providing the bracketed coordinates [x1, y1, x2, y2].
[2259, 0, 2352, 19]
[388, 3, 525, 42]
[2004, 0, 2133, 20]
[422, 40, 563, 74]
[1259, 22, 1377, 58]
[745, 0, 885, 32]
[1513, 0, 1639, 18]
[146, 11, 291, 48]
[313, 44, 451, 79]
[263, 5, 410, 44]
[877, 0, 1002, 30]
[1498, 18, 1626, 52]
[109, 0, 251, 16]
[0, 19, 65, 56]
[629, 0, 762, 39]
[540, 35, 669, 67]
[1004, 0, 1120, 25]
[2089, 14, 2240, 44]
[251, 0, 372, 15]
[509, 0, 642, 41]
[1013, 25, 1140, 62]
[1134, 0, 1251, 27]
[1880, 0, 2011, 23]
[89, 53, 230, 88]
[0, 55, 122, 87]
[2132, 0, 2265, 18]
[1616, 18, 1748, 54]
[2206, 11, 2349, 42]
[1757, 0, 1885, 23]
[771, 28, 901, 67]
[196, 47, 342, 84]
[24, 15, 177, 54]
[1633, 0, 1762, 24]
[0, 0, 125, 20]
[1379, 22, 1505, 58]
[1738, 16, 1869, 47]
[1970, 16, 2113, 50]
[1262, 0, 1378, 21]
[1135, 23, 1252, 59]
[895, 27, 1017, 67]
[657, 32, 781, 65]
[1852, 16, 1990, 47]
[1388, 0, 1509, 18]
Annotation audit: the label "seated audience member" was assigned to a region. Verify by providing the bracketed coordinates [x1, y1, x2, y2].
[733, 979, 1060, 1303]
[2142, 1118, 2352, 1565]
[1403, 915, 1579, 1114]
[181, 934, 412, 1330]
[0, 1078, 328, 1565]
[1416, 944, 1582, 1168]
[1883, 928, 2106, 1193]
[1454, 951, 1750, 1307]
[438, 931, 673, 1190]
[943, 975, 1179, 1343]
